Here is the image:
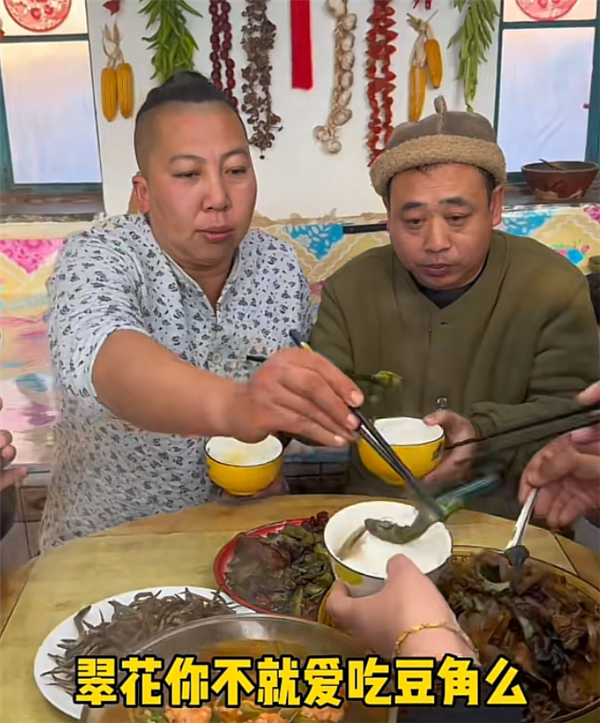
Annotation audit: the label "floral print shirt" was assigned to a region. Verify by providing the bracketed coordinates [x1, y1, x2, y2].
[40, 214, 314, 551]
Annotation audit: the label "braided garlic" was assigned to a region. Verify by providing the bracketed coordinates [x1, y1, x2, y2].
[313, 0, 356, 154]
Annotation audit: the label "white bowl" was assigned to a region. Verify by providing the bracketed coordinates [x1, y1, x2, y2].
[323, 500, 453, 597]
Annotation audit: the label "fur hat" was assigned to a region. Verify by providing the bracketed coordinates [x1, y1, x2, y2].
[370, 96, 507, 198]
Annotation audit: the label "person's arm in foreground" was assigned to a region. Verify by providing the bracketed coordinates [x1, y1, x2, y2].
[0, 398, 27, 490]
[425, 276, 599, 486]
[519, 381, 600, 528]
[327, 555, 523, 722]
[48, 238, 363, 448]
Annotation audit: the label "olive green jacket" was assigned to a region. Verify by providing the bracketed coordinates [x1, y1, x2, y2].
[310, 231, 599, 520]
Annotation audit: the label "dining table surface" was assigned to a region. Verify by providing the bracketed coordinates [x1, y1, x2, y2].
[1, 493, 599, 723]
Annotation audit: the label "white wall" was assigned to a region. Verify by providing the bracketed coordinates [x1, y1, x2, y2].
[86, 0, 500, 219]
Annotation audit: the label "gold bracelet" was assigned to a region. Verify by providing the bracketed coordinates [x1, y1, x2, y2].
[394, 621, 481, 666]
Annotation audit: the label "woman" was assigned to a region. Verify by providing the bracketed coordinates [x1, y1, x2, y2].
[42, 72, 362, 551]
[327, 555, 523, 722]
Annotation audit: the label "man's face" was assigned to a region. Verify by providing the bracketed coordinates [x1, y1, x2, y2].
[136, 102, 257, 273]
[386, 164, 503, 290]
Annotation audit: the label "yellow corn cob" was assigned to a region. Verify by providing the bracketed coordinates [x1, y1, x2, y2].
[409, 66, 427, 123]
[101, 66, 118, 122]
[425, 38, 443, 89]
[116, 62, 134, 119]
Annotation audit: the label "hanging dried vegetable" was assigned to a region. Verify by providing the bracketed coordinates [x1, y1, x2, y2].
[103, 0, 121, 14]
[240, 0, 281, 158]
[407, 12, 443, 123]
[449, 0, 498, 112]
[139, 0, 202, 85]
[365, 0, 397, 166]
[209, 0, 237, 109]
[314, 0, 356, 154]
[412, 0, 433, 9]
[101, 23, 135, 121]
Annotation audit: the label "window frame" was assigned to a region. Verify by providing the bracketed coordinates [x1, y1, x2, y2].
[0, 30, 102, 198]
[493, 0, 600, 184]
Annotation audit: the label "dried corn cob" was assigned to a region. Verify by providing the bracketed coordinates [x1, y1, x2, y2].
[409, 65, 427, 122]
[116, 62, 134, 118]
[101, 66, 118, 122]
[425, 37, 442, 88]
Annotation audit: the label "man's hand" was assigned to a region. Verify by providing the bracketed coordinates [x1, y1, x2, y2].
[423, 410, 476, 484]
[230, 348, 364, 448]
[0, 398, 27, 490]
[518, 380, 600, 529]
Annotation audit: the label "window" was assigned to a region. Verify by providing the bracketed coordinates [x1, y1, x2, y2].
[0, 0, 102, 210]
[494, 0, 600, 178]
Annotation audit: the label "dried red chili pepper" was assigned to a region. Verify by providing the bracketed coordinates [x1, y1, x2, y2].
[209, 0, 238, 109]
[366, 0, 397, 165]
[103, 0, 121, 15]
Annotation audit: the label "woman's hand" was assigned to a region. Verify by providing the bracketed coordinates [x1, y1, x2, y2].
[519, 381, 600, 528]
[326, 554, 473, 660]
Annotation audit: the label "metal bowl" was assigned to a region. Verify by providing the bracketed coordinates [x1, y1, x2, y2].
[80, 614, 391, 723]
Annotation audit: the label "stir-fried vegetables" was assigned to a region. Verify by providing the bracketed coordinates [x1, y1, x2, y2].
[224, 513, 333, 619]
[44, 589, 236, 694]
[438, 551, 600, 722]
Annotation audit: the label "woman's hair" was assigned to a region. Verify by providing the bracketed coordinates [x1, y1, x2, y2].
[133, 71, 243, 169]
[587, 272, 600, 324]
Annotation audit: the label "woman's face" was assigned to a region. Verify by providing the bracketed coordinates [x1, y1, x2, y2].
[135, 101, 257, 276]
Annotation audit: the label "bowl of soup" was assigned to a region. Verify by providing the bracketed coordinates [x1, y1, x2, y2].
[323, 500, 453, 597]
[205, 435, 283, 496]
[80, 614, 392, 723]
[357, 416, 444, 485]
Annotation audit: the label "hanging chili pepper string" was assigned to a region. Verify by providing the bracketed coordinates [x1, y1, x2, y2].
[366, 0, 397, 165]
[209, 0, 238, 109]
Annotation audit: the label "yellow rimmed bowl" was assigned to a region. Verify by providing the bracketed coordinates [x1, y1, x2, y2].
[323, 500, 453, 599]
[357, 416, 444, 486]
[205, 435, 283, 496]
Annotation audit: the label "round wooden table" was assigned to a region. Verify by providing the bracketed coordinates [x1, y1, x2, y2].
[1, 494, 599, 723]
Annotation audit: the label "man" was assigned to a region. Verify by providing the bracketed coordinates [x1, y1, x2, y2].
[310, 96, 599, 520]
[42, 72, 361, 551]
[520, 381, 599, 529]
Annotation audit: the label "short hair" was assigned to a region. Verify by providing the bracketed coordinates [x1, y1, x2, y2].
[386, 164, 497, 204]
[134, 71, 243, 170]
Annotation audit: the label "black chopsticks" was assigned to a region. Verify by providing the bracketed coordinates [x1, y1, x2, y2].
[444, 404, 600, 452]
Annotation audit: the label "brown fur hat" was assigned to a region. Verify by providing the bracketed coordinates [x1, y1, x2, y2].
[370, 96, 507, 197]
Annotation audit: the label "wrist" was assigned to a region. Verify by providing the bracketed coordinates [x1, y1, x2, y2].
[398, 627, 475, 660]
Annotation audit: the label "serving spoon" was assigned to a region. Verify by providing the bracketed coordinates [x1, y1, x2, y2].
[503, 488, 539, 568]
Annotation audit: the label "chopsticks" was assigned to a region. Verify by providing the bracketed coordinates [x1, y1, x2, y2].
[287, 330, 445, 521]
[444, 404, 600, 453]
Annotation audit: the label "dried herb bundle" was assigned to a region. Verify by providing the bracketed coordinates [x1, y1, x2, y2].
[42, 588, 235, 694]
[240, 0, 281, 158]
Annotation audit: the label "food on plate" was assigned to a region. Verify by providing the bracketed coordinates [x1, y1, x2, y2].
[43, 589, 235, 695]
[438, 551, 600, 723]
[223, 512, 333, 618]
[105, 698, 350, 722]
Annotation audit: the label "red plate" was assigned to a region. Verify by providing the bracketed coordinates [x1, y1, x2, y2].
[213, 517, 329, 619]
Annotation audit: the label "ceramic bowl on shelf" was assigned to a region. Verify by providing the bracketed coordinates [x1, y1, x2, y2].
[357, 416, 444, 486]
[205, 435, 283, 496]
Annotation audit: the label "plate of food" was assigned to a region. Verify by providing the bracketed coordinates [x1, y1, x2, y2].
[34, 586, 254, 719]
[213, 511, 334, 619]
[320, 544, 600, 723]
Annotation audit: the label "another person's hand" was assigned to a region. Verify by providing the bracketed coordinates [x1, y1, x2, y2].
[423, 410, 476, 485]
[519, 381, 600, 528]
[0, 398, 27, 490]
[232, 348, 363, 448]
[326, 554, 474, 660]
